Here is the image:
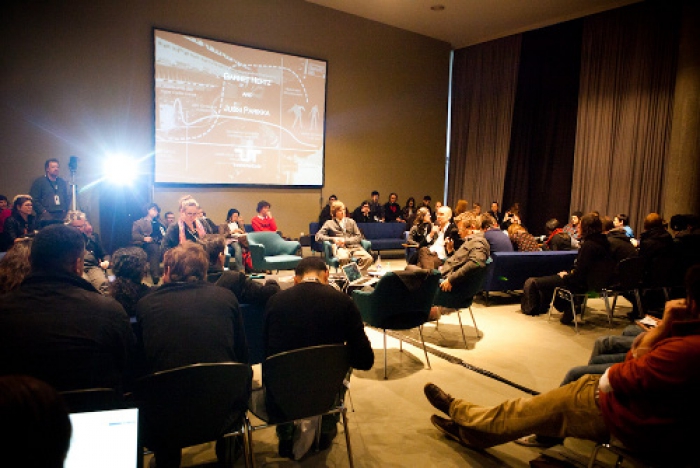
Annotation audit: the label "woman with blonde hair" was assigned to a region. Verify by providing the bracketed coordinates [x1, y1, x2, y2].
[162, 195, 208, 251]
[0, 238, 32, 295]
[508, 223, 540, 252]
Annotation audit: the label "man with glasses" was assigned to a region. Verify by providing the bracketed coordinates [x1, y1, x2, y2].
[30, 158, 71, 223]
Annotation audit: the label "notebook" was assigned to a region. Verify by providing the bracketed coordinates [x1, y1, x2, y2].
[64, 406, 141, 468]
[341, 262, 378, 287]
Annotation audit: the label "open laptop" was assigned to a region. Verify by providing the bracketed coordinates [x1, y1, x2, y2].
[65, 405, 142, 468]
[341, 262, 379, 287]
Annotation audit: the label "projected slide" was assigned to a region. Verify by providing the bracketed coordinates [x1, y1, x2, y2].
[154, 29, 326, 186]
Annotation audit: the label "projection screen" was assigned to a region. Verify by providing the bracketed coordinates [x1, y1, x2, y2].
[154, 29, 327, 186]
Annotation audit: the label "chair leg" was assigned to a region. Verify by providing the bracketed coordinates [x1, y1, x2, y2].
[547, 288, 559, 322]
[455, 309, 468, 349]
[603, 292, 614, 328]
[244, 415, 255, 468]
[383, 330, 388, 380]
[418, 325, 431, 370]
[341, 408, 355, 468]
[633, 289, 644, 317]
[571, 297, 579, 334]
[468, 306, 481, 339]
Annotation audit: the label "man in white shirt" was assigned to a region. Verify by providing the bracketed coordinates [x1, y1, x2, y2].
[416, 205, 460, 270]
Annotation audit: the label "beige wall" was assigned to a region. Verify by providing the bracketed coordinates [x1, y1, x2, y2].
[0, 0, 450, 240]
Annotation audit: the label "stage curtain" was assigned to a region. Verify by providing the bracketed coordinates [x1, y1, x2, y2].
[447, 34, 521, 210]
[501, 20, 583, 236]
[570, 2, 681, 232]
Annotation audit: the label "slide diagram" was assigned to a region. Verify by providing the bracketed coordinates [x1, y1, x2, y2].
[154, 30, 326, 186]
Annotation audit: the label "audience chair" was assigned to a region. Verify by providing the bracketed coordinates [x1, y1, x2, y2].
[133, 362, 253, 467]
[642, 256, 679, 305]
[547, 260, 616, 333]
[601, 256, 645, 326]
[59, 388, 121, 413]
[247, 344, 353, 467]
[352, 270, 441, 379]
[587, 441, 691, 468]
[246, 231, 302, 273]
[432, 265, 489, 348]
[322, 239, 372, 272]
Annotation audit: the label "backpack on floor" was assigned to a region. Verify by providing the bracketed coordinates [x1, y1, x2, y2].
[521, 277, 547, 316]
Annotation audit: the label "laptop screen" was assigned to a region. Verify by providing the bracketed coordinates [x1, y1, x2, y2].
[65, 407, 141, 468]
[342, 262, 362, 282]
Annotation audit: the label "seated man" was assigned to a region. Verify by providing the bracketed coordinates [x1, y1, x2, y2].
[415, 205, 461, 270]
[382, 192, 404, 223]
[65, 210, 111, 293]
[562, 210, 583, 247]
[438, 212, 490, 294]
[264, 256, 374, 459]
[318, 194, 337, 225]
[136, 241, 249, 467]
[482, 213, 513, 253]
[251, 200, 278, 232]
[368, 191, 383, 222]
[203, 234, 280, 306]
[613, 213, 634, 238]
[352, 200, 374, 223]
[315, 200, 373, 271]
[0, 224, 135, 392]
[424, 264, 700, 464]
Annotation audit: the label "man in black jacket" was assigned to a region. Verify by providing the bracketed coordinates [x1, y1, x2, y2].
[202, 234, 280, 306]
[264, 256, 374, 459]
[0, 224, 135, 392]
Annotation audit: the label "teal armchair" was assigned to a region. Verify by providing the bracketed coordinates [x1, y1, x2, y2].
[433, 264, 489, 348]
[246, 231, 302, 273]
[352, 270, 441, 379]
[322, 239, 372, 271]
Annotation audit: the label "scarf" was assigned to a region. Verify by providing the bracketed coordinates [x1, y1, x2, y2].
[178, 218, 207, 245]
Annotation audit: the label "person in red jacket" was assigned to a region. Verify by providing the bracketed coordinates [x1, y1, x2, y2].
[251, 200, 277, 232]
[424, 264, 700, 463]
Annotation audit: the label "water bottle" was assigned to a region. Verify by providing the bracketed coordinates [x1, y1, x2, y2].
[376, 253, 382, 273]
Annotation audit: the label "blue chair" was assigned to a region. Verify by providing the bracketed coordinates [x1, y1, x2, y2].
[322, 239, 372, 271]
[246, 231, 302, 273]
[433, 264, 489, 348]
[352, 270, 441, 379]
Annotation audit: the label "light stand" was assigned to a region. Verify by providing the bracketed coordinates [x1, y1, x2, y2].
[69, 156, 78, 211]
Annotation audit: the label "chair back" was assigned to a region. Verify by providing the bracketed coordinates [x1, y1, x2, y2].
[614, 256, 645, 290]
[644, 255, 679, 288]
[354, 270, 441, 330]
[585, 257, 618, 292]
[433, 265, 489, 309]
[262, 344, 349, 422]
[60, 388, 121, 413]
[133, 362, 251, 451]
[247, 231, 284, 255]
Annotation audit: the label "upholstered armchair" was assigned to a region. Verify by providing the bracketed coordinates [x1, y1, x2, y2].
[246, 231, 302, 273]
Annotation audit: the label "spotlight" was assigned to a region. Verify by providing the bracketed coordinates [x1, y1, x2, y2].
[103, 154, 138, 186]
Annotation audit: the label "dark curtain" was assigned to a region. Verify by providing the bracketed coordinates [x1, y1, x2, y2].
[447, 35, 521, 210]
[570, 2, 681, 233]
[501, 20, 583, 236]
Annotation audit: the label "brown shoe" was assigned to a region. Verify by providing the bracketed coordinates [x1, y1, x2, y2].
[424, 383, 454, 415]
[429, 414, 464, 443]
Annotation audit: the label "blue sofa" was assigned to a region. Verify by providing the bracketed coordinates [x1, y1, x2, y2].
[483, 251, 578, 298]
[309, 221, 407, 253]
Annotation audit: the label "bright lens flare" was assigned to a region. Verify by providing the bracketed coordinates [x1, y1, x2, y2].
[103, 155, 138, 185]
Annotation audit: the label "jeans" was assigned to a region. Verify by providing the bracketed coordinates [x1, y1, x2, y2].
[449, 374, 609, 448]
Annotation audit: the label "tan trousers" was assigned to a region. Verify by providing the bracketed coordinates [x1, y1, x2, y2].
[449, 374, 610, 448]
[336, 246, 373, 271]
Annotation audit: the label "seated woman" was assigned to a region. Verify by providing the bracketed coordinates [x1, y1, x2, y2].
[402, 197, 417, 226]
[162, 195, 208, 251]
[1, 195, 37, 252]
[520, 213, 616, 322]
[132, 202, 167, 285]
[220, 208, 248, 273]
[507, 223, 540, 252]
[109, 246, 151, 317]
[406, 207, 433, 265]
[501, 203, 521, 230]
[0, 238, 32, 295]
